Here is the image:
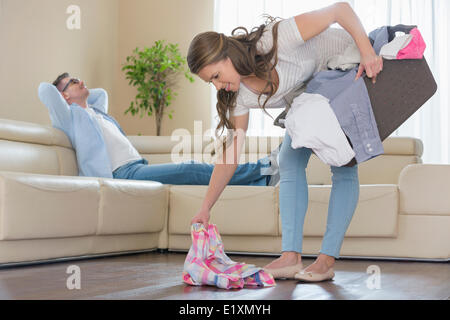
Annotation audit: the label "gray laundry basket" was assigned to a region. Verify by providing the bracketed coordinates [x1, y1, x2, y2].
[340, 57, 437, 167]
[364, 57, 437, 141]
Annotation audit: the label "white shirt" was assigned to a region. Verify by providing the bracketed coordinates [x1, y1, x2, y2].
[284, 93, 356, 167]
[85, 107, 142, 171]
[379, 34, 413, 60]
[231, 16, 355, 117]
[230, 16, 357, 166]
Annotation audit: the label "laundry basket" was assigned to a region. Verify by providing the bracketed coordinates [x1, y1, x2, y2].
[364, 57, 437, 141]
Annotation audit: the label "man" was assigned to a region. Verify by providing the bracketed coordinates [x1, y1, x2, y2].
[38, 73, 279, 185]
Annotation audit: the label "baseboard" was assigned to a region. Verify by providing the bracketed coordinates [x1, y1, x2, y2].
[0, 248, 158, 269]
[1, 247, 447, 269]
[168, 248, 450, 263]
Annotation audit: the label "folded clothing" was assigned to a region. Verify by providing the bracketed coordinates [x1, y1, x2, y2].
[375, 26, 426, 60]
[327, 43, 361, 71]
[380, 34, 413, 60]
[396, 27, 426, 59]
[182, 223, 276, 289]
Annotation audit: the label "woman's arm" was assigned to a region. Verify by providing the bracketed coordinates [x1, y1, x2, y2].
[190, 113, 249, 227]
[294, 2, 383, 83]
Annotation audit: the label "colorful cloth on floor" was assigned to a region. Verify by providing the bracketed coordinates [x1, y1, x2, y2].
[182, 223, 276, 289]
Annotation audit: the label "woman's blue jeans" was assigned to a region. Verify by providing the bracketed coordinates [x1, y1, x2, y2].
[113, 158, 270, 186]
[279, 132, 360, 258]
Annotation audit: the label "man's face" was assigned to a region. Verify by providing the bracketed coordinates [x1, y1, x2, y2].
[58, 77, 89, 104]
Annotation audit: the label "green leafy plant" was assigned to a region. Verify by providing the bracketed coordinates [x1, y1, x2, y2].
[122, 40, 194, 136]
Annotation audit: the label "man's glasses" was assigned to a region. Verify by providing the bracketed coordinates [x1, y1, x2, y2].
[62, 78, 80, 92]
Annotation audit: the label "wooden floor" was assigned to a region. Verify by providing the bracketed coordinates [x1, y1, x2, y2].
[0, 252, 448, 300]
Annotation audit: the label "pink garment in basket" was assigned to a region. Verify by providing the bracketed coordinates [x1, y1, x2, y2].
[182, 223, 276, 289]
[396, 27, 426, 60]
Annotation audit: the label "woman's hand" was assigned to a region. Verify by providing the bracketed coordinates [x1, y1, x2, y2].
[355, 49, 383, 84]
[190, 207, 211, 228]
[294, 2, 383, 85]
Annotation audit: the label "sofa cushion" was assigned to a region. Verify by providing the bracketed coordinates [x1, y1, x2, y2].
[129, 135, 215, 165]
[0, 172, 99, 240]
[97, 179, 168, 235]
[0, 140, 62, 175]
[0, 118, 77, 176]
[399, 164, 450, 216]
[169, 185, 279, 236]
[305, 154, 422, 186]
[305, 137, 423, 185]
[0, 118, 71, 148]
[358, 155, 422, 185]
[279, 185, 399, 238]
[0, 140, 78, 176]
[382, 137, 423, 156]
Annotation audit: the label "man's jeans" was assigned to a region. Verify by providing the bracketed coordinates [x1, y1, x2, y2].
[113, 158, 272, 186]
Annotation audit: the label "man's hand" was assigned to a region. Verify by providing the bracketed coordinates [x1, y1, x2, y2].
[190, 208, 211, 228]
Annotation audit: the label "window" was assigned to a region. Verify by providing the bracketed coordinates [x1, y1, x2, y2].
[213, 0, 449, 164]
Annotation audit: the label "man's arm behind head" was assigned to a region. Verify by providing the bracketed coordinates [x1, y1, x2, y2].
[87, 88, 108, 114]
[38, 82, 72, 131]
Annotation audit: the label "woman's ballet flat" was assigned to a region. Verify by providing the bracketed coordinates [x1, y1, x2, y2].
[263, 264, 304, 279]
[294, 268, 335, 282]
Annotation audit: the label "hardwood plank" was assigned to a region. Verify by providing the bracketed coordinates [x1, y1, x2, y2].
[0, 252, 448, 300]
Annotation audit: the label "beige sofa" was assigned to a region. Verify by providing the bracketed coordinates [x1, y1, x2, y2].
[0, 118, 448, 266]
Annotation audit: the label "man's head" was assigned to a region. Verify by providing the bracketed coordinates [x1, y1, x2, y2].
[53, 72, 89, 106]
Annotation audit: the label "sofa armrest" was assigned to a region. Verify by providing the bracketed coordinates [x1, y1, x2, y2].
[398, 164, 450, 216]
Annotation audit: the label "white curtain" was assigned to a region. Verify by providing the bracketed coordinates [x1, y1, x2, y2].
[213, 0, 450, 164]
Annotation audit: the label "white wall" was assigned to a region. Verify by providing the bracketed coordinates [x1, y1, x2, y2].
[0, 0, 214, 136]
[0, 0, 119, 125]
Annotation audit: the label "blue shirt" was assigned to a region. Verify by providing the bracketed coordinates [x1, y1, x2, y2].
[302, 26, 393, 164]
[38, 83, 139, 178]
[305, 69, 384, 164]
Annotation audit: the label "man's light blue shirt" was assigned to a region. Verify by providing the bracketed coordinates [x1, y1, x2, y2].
[38, 83, 132, 178]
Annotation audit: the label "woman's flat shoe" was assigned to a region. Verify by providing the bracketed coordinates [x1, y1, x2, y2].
[263, 264, 304, 279]
[294, 268, 335, 282]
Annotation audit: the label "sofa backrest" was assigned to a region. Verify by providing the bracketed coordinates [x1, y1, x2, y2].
[0, 118, 78, 176]
[129, 135, 423, 185]
[0, 118, 422, 185]
[307, 137, 423, 184]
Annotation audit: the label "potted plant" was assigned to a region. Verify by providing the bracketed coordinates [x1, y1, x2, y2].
[122, 40, 194, 136]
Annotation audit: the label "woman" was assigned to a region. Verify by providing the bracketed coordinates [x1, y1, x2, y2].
[187, 2, 383, 282]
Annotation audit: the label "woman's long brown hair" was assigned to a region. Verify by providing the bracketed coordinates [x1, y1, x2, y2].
[187, 16, 281, 137]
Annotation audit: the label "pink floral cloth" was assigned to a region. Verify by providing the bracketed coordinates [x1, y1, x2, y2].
[182, 223, 276, 289]
[396, 27, 426, 60]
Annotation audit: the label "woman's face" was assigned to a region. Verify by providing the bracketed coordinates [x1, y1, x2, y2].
[198, 57, 241, 92]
